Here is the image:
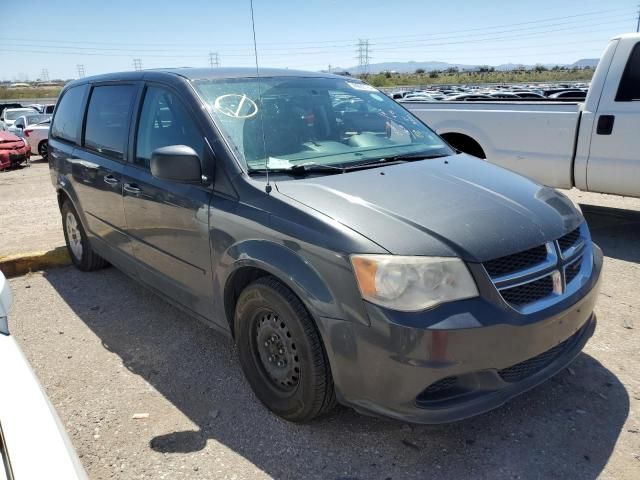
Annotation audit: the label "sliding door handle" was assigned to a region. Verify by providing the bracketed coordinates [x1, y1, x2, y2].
[123, 183, 142, 194]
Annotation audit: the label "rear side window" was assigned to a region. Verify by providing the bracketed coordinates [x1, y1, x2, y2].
[84, 85, 136, 160]
[50, 84, 88, 143]
[616, 42, 640, 101]
[134, 86, 204, 169]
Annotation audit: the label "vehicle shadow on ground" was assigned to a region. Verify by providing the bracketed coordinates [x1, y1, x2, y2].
[44, 267, 629, 480]
[581, 203, 640, 263]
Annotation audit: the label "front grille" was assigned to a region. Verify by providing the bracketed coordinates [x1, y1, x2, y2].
[565, 256, 582, 285]
[484, 244, 548, 277]
[498, 336, 570, 382]
[558, 227, 581, 252]
[500, 275, 554, 306]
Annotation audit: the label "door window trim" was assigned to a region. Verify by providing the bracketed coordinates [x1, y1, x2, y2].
[79, 81, 141, 162]
[129, 81, 211, 173]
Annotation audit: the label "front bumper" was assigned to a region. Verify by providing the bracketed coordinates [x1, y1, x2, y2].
[317, 243, 603, 424]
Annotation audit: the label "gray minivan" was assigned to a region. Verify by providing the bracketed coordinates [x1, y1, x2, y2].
[49, 69, 602, 424]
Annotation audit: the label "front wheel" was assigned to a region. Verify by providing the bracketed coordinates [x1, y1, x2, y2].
[235, 276, 337, 422]
[61, 200, 109, 271]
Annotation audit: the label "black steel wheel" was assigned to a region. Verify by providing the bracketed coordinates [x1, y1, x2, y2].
[235, 276, 336, 422]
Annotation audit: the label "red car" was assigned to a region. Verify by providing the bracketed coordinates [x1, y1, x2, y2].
[0, 131, 30, 170]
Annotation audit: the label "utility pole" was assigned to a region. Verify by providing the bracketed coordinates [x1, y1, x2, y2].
[209, 52, 220, 68]
[40, 68, 49, 82]
[636, 3, 639, 33]
[77, 64, 85, 78]
[133, 58, 143, 71]
[356, 39, 371, 76]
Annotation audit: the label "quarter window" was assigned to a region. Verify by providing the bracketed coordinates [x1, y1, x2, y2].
[135, 86, 204, 169]
[50, 84, 88, 143]
[84, 85, 136, 160]
[616, 42, 640, 101]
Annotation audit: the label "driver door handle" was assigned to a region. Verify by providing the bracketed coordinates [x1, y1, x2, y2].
[123, 183, 142, 194]
[103, 174, 119, 186]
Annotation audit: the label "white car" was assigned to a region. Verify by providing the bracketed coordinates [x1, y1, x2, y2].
[0, 273, 87, 480]
[23, 119, 51, 158]
[9, 114, 51, 138]
[0, 108, 37, 132]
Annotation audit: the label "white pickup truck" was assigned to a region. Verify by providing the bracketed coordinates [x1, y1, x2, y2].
[405, 33, 640, 198]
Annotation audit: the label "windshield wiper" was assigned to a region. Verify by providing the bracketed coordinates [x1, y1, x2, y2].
[343, 151, 449, 171]
[247, 162, 345, 177]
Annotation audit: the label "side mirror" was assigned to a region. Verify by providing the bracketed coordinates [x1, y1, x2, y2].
[150, 145, 202, 183]
[14, 120, 24, 129]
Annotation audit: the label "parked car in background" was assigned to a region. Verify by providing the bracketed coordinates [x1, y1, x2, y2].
[43, 104, 56, 114]
[49, 68, 601, 424]
[0, 272, 88, 479]
[405, 33, 640, 198]
[0, 107, 37, 132]
[23, 119, 51, 158]
[0, 103, 23, 118]
[549, 90, 588, 100]
[445, 93, 492, 101]
[0, 131, 30, 170]
[512, 91, 546, 99]
[10, 113, 51, 137]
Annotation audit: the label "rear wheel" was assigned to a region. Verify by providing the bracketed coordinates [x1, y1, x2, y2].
[38, 140, 48, 160]
[235, 276, 336, 422]
[61, 200, 108, 271]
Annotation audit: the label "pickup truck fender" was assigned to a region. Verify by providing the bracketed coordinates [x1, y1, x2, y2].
[214, 239, 352, 336]
[430, 120, 492, 159]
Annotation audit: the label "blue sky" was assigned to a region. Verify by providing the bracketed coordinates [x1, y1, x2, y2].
[1, 0, 637, 80]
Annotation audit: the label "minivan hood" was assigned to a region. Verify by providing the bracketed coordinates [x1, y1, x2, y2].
[275, 154, 582, 262]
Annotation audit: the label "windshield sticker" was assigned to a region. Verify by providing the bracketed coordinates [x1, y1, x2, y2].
[346, 82, 378, 92]
[214, 94, 258, 119]
[267, 157, 293, 169]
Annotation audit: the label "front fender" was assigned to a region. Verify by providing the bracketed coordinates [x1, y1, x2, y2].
[218, 239, 347, 323]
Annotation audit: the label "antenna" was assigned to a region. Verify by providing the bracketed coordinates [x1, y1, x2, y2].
[249, 0, 271, 193]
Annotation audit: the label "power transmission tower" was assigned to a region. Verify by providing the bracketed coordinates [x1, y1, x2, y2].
[355, 39, 371, 75]
[40, 68, 49, 82]
[133, 58, 143, 71]
[209, 52, 220, 68]
[77, 64, 86, 78]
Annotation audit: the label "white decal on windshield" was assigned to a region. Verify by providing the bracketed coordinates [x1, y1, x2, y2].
[214, 94, 258, 119]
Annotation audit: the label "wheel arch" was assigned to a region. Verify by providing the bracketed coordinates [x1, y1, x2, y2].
[219, 240, 343, 338]
[440, 132, 486, 159]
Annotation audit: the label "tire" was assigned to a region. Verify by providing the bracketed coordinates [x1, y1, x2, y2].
[235, 276, 337, 422]
[61, 200, 109, 271]
[38, 140, 48, 160]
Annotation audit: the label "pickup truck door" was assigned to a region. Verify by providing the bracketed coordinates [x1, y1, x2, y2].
[122, 84, 215, 320]
[586, 40, 640, 197]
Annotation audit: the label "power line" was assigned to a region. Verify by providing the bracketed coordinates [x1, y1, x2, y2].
[0, 6, 631, 48]
[77, 64, 85, 78]
[209, 51, 220, 67]
[133, 58, 143, 71]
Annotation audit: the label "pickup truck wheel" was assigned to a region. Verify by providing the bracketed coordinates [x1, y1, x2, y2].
[38, 140, 48, 160]
[61, 200, 108, 271]
[235, 276, 337, 422]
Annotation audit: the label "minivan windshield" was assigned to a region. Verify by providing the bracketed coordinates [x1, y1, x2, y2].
[193, 76, 453, 172]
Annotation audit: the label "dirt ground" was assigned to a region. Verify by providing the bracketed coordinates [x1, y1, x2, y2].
[0, 159, 64, 256]
[3, 161, 640, 479]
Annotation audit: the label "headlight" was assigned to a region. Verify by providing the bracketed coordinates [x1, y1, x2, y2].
[350, 255, 478, 312]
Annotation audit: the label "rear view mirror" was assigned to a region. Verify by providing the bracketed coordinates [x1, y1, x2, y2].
[150, 145, 202, 183]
